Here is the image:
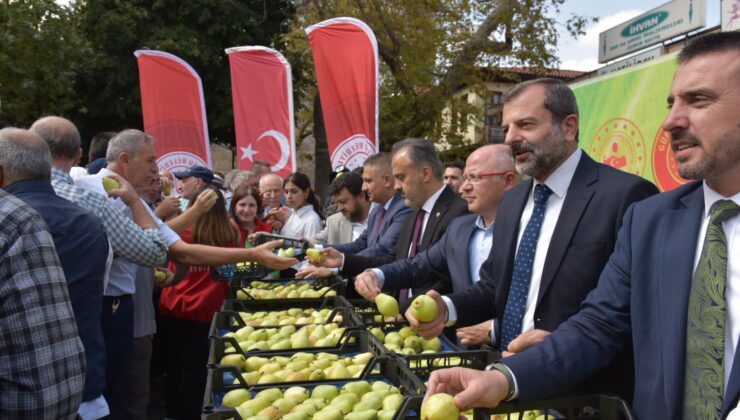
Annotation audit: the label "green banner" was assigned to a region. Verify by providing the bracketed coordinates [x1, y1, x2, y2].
[572, 53, 689, 191]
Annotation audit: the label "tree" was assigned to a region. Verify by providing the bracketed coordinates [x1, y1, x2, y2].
[73, 0, 295, 152]
[285, 0, 593, 149]
[0, 0, 86, 127]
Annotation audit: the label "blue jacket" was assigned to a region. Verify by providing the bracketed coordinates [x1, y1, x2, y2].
[7, 179, 109, 403]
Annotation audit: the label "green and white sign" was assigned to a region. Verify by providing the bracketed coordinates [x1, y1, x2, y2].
[598, 0, 706, 63]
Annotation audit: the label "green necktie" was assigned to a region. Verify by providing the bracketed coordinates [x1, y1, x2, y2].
[683, 200, 740, 419]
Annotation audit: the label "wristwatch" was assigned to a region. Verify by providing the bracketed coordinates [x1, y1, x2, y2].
[485, 362, 516, 401]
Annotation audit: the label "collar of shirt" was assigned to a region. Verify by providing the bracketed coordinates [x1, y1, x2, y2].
[295, 204, 315, 217]
[421, 184, 447, 215]
[702, 181, 740, 219]
[4, 178, 57, 196]
[383, 195, 395, 211]
[51, 166, 74, 184]
[535, 147, 582, 199]
[475, 214, 494, 232]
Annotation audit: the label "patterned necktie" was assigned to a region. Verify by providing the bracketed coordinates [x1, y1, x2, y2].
[371, 207, 386, 244]
[500, 184, 553, 350]
[683, 199, 740, 419]
[400, 209, 426, 308]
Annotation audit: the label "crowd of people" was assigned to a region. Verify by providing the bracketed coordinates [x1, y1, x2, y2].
[0, 30, 738, 420]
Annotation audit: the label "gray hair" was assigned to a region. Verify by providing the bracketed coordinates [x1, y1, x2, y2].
[391, 138, 444, 180]
[106, 129, 154, 162]
[0, 127, 52, 181]
[229, 170, 255, 191]
[29, 116, 81, 160]
[363, 152, 392, 172]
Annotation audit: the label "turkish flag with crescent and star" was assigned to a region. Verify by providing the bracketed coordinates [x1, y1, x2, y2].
[134, 50, 212, 173]
[226, 46, 296, 178]
[307, 17, 379, 170]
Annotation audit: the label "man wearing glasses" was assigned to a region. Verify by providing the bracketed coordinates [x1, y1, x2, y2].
[408, 78, 658, 399]
[354, 144, 517, 347]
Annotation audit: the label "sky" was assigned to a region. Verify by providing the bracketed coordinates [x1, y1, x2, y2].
[555, 0, 722, 71]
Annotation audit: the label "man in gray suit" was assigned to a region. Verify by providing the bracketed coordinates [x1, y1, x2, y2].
[355, 144, 517, 345]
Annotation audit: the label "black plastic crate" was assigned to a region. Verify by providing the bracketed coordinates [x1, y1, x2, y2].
[252, 232, 310, 251]
[231, 276, 346, 300]
[349, 298, 408, 326]
[209, 330, 389, 387]
[403, 349, 500, 378]
[477, 394, 634, 420]
[202, 356, 426, 420]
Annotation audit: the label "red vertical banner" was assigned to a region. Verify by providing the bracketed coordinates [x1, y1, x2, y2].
[307, 17, 379, 170]
[134, 50, 212, 173]
[226, 46, 296, 178]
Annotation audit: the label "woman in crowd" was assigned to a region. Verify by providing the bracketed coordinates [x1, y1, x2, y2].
[280, 171, 323, 239]
[158, 185, 239, 420]
[229, 185, 272, 247]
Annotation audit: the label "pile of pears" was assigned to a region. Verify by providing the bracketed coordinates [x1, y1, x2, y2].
[221, 380, 406, 420]
[233, 308, 342, 327]
[221, 351, 377, 385]
[220, 323, 347, 354]
[237, 281, 338, 300]
[368, 326, 442, 356]
[491, 411, 554, 420]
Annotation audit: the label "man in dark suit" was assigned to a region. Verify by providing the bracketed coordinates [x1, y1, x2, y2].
[409, 77, 658, 399]
[330, 153, 412, 257]
[423, 31, 740, 419]
[354, 144, 517, 346]
[319, 138, 469, 301]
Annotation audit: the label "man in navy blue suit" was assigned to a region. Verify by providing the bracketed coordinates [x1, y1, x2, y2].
[332, 152, 412, 257]
[354, 144, 517, 346]
[408, 76, 658, 401]
[422, 31, 740, 420]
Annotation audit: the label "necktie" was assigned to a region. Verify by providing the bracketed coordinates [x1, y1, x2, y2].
[682, 200, 740, 419]
[371, 207, 386, 245]
[400, 209, 426, 308]
[500, 184, 553, 350]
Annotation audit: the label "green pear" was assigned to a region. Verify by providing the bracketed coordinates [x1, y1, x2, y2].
[258, 362, 281, 374]
[352, 352, 374, 365]
[286, 360, 309, 372]
[410, 295, 438, 322]
[306, 248, 322, 263]
[283, 386, 310, 403]
[102, 177, 120, 192]
[245, 356, 269, 372]
[421, 337, 442, 352]
[420, 393, 459, 420]
[286, 371, 307, 382]
[371, 382, 392, 392]
[245, 416, 271, 420]
[289, 402, 318, 416]
[235, 371, 261, 385]
[327, 365, 350, 379]
[255, 388, 283, 402]
[382, 393, 404, 411]
[403, 336, 423, 353]
[375, 293, 399, 317]
[312, 384, 339, 401]
[312, 408, 343, 420]
[308, 369, 326, 381]
[384, 332, 403, 346]
[257, 405, 282, 420]
[316, 352, 339, 361]
[241, 397, 271, 413]
[332, 393, 359, 406]
[341, 380, 371, 397]
[398, 326, 415, 339]
[220, 354, 246, 370]
[270, 338, 291, 350]
[347, 364, 365, 377]
[362, 390, 390, 402]
[327, 398, 353, 415]
[257, 374, 280, 384]
[345, 409, 379, 420]
[378, 408, 397, 420]
[281, 412, 308, 420]
[272, 398, 298, 413]
[248, 329, 268, 342]
[235, 405, 255, 419]
[222, 388, 251, 407]
[353, 395, 382, 412]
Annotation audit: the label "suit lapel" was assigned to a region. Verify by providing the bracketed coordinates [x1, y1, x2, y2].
[460, 217, 478, 285]
[536, 154, 596, 305]
[420, 187, 452, 249]
[658, 184, 703, 415]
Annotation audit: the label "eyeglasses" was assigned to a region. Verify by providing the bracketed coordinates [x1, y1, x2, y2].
[461, 171, 514, 184]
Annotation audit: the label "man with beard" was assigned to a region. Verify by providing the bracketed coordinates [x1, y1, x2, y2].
[408, 77, 658, 400]
[422, 31, 740, 419]
[311, 170, 371, 246]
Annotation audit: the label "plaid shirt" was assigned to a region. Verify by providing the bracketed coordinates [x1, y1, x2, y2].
[0, 190, 86, 419]
[51, 167, 167, 267]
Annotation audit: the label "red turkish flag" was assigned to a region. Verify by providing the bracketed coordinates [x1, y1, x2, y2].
[307, 17, 379, 170]
[226, 46, 296, 178]
[134, 50, 212, 173]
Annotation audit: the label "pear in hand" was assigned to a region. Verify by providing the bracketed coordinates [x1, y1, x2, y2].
[375, 293, 399, 318]
[102, 177, 120, 192]
[421, 393, 459, 420]
[410, 295, 438, 322]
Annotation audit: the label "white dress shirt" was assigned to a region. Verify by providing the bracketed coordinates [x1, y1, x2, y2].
[443, 148, 582, 332]
[281, 204, 323, 239]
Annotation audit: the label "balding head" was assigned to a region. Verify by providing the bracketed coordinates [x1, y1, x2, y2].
[0, 127, 52, 188]
[460, 143, 517, 225]
[259, 173, 284, 209]
[30, 116, 81, 165]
